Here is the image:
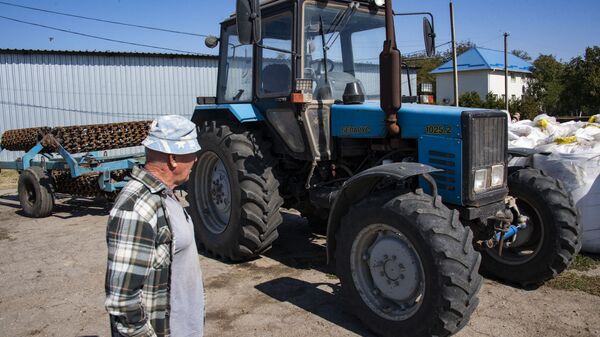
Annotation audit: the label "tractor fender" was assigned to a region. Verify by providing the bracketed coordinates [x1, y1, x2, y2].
[325, 162, 442, 265]
[507, 147, 551, 175]
[191, 103, 264, 126]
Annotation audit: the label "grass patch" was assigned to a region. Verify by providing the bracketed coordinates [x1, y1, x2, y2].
[547, 272, 600, 297]
[0, 170, 19, 189]
[546, 254, 600, 296]
[570, 254, 600, 272]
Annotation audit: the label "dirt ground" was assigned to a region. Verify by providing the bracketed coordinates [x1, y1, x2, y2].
[0, 188, 599, 337]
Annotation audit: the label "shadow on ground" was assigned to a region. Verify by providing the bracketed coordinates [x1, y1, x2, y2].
[255, 277, 375, 337]
[0, 192, 112, 219]
[263, 211, 331, 273]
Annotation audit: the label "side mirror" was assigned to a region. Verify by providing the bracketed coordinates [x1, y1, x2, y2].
[204, 36, 219, 49]
[423, 17, 436, 57]
[236, 0, 261, 45]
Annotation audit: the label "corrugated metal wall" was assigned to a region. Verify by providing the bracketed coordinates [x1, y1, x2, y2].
[0, 50, 218, 161]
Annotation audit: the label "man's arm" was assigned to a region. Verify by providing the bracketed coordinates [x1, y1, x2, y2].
[105, 207, 157, 337]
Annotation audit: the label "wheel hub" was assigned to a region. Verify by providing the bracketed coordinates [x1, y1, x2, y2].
[368, 235, 421, 301]
[350, 224, 425, 321]
[210, 170, 230, 211]
[195, 151, 232, 234]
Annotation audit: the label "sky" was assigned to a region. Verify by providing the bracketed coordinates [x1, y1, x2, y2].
[0, 0, 598, 62]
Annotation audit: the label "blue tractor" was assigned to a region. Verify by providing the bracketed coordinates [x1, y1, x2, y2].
[188, 1, 581, 335]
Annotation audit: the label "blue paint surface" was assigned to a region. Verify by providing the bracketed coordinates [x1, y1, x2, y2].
[331, 102, 387, 138]
[418, 135, 463, 205]
[332, 101, 475, 139]
[332, 101, 475, 205]
[194, 104, 264, 122]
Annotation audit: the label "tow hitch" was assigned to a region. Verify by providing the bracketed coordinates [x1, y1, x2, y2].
[479, 197, 529, 256]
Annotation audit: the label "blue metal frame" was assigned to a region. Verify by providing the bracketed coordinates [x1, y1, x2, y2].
[0, 141, 144, 194]
[194, 103, 265, 123]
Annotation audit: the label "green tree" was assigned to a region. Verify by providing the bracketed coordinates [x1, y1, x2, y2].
[405, 53, 443, 86]
[441, 40, 476, 62]
[529, 54, 565, 115]
[561, 56, 585, 115]
[459, 91, 483, 107]
[512, 49, 532, 61]
[518, 94, 542, 120]
[560, 47, 600, 115]
[483, 92, 505, 110]
[580, 46, 600, 114]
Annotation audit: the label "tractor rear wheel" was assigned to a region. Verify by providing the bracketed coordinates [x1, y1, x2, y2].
[18, 167, 55, 218]
[187, 121, 283, 261]
[480, 168, 581, 287]
[335, 190, 482, 337]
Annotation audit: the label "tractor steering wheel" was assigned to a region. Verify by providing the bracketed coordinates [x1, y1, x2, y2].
[310, 58, 335, 75]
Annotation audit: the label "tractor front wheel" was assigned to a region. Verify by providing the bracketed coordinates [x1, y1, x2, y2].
[335, 190, 482, 337]
[480, 168, 581, 287]
[187, 122, 283, 261]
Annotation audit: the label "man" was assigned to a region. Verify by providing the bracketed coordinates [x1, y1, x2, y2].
[512, 112, 521, 123]
[105, 115, 204, 337]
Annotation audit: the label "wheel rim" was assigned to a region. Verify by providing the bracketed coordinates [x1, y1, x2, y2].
[486, 197, 544, 265]
[194, 151, 232, 234]
[350, 224, 425, 321]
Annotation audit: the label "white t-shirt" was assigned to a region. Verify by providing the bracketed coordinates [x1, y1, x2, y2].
[164, 193, 204, 337]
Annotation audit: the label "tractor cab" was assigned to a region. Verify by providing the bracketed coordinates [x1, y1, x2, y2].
[201, 0, 433, 163]
[214, 0, 429, 103]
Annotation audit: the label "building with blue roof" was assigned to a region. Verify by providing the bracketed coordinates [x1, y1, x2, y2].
[430, 47, 533, 105]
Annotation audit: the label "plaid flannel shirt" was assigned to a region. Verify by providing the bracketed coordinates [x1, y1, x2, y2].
[105, 166, 172, 337]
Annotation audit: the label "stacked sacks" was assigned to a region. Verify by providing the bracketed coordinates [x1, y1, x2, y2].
[509, 114, 600, 253]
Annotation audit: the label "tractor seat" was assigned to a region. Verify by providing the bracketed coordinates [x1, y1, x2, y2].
[262, 63, 291, 94]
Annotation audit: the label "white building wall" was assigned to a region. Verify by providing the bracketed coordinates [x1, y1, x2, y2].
[435, 71, 489, 105]
[435, 70, 530, 104]
[488, 71, 529, 101]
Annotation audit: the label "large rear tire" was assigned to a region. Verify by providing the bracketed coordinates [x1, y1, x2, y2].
[480, 168, 581, 287]
[335, 190, 482, 337]
[18, 167, 54, 218]
[187, 122, 283, 261]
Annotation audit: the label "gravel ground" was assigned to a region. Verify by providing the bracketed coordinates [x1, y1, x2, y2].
[0, 189, 599, 337]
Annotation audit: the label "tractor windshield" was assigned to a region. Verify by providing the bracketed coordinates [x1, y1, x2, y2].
[303, 2, 385, 101]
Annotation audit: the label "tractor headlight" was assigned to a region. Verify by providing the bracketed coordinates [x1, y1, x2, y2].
[473, 168, 488, 193]
[490, 164, 505, 188]
[371, 0, 386, 7]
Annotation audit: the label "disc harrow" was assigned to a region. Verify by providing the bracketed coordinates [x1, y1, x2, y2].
[51, 169, 128, 198]
[1, 121, 151, 153]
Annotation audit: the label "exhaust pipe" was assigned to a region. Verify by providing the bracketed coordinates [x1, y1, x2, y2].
[379, 0, 401, 135]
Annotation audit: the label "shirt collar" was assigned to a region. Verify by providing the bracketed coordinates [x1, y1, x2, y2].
[131, 166, 168, 194]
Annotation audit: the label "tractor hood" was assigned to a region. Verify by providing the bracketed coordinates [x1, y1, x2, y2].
[331, 101, 479, 139]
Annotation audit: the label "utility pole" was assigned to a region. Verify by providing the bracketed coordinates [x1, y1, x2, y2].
[450, 0, 459, 106]
[504, 32, 509, 112]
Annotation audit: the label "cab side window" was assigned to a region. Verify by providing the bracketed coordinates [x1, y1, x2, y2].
[218, 24, 253, 102]
[259, 12, 293, 96]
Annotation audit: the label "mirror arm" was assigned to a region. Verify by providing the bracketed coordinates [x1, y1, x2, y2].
[393, 11, 435, 35]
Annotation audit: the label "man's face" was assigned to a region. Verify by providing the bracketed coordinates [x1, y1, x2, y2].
[171, 153, 198, 185]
